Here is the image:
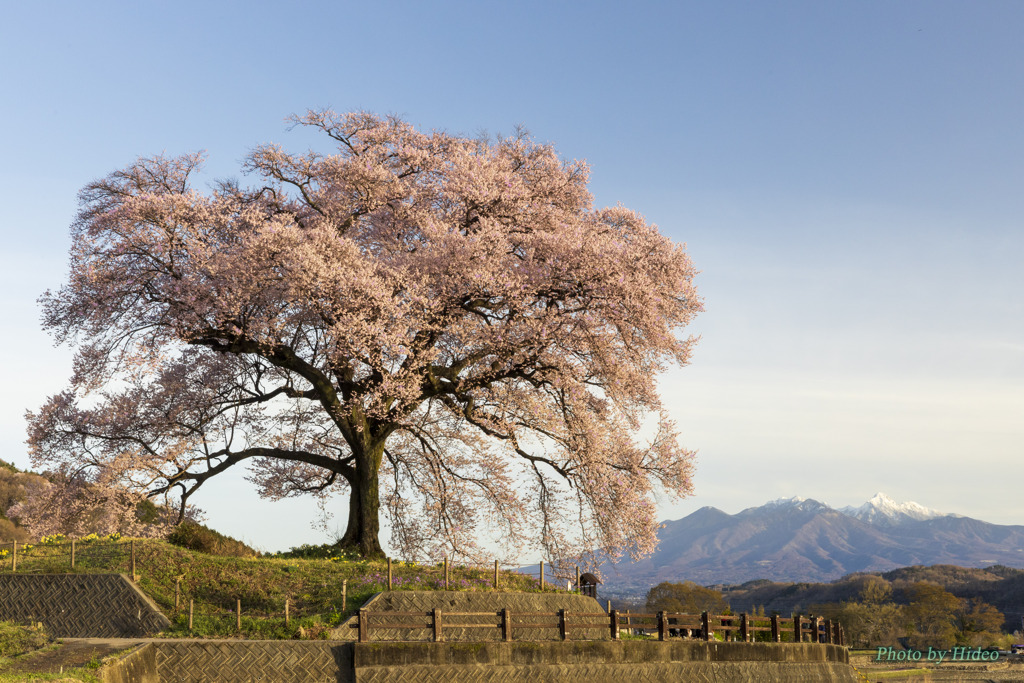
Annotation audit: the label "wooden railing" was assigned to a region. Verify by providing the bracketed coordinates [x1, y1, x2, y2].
[616, 611, 844, 645]
[352, 608, 846, 646]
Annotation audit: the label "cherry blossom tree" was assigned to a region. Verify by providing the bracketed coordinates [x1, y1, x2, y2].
[7, 465, 175, 539]
[28, 111, 702, 561]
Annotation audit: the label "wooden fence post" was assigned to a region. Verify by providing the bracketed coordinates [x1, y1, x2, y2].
[71, 539, 75, 569]
[444, 557, 449, 590]
[502, 608, 511, 642]
[494, 559, 499, 589]
[794, 614, 802, 642]
[387, 558, 392, 590]
[610, 609, 619, 640]
[188, 600, 193, 631]
[558, 609, 567, 641]
[174, 578, 180, 611]
[285, 599, 289, 625]
[539, 560, 544, 590]
[811, 616, 820, 643]
[575, 566, 580, 593]
[823, 618, 832, 644]
[701, 612, 710, 641]
[433, 608, 443, 642]
[770, 614, 779, 642]
[342, 579, 347, 612]
[740, 613, 748, 642]
[236, 599, 241, 632]
[358, 609, 368, 643]
[11, 541, 16, 572]
[131, 540, 136, 581]
[657, 611, 666, 641]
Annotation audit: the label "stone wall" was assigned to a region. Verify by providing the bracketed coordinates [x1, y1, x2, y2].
[102, 640, 858, 683]
[0, 573, 170, 637]
[150, 641, 352, 683]
[352, 641, 858, 683]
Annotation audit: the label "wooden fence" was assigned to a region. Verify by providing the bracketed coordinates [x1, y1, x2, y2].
[1, 538, 135, 577]
[0, 541, 572, 587]
[0, 540, 846, 645]
[0, 539, 585, 631]
[351, 608, 846, 645]
[0, 540, 584, 596]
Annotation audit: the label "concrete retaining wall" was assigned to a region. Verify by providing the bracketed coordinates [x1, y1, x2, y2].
[0, 573, 170, 637]
[101, 641, 353, 683]
[101, 643, 158, 683]
[332, 590, 610, 641]
[102, 640, 858, 683]
[352, 641, 858, 682]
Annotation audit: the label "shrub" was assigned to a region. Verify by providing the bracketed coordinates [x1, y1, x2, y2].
[166, 521, 259, 558]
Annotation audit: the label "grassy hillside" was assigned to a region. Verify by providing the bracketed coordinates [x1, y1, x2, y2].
[1, 537, 553, 639]
[0, 456, 561, 638]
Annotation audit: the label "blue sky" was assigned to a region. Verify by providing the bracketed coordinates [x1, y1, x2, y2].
[1, 1, 1021, 553]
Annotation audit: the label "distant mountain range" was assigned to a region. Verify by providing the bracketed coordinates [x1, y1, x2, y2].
[597, 493, 1024, 597]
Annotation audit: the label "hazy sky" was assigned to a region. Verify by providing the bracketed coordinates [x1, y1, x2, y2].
[1, 1, 1021, 553]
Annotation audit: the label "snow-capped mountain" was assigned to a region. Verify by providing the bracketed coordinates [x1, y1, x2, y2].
[596, 494, 1024, 595]
[838, 492, 946, 526]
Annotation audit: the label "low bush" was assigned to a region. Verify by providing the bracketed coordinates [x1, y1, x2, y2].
[166, 522, 260, 558]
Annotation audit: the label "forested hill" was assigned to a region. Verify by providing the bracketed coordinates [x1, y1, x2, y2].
[717, 564, 1024, 631]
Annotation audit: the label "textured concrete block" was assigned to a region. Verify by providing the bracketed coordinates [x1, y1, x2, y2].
[0, 573, 170, 637]
[154, 641, 354, 683]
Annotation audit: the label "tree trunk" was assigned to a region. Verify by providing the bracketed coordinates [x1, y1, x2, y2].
[335, 439, 385, 558]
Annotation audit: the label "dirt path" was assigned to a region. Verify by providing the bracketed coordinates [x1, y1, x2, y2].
[2, 638, 143, 676]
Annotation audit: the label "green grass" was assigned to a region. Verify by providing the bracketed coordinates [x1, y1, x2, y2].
[616, 632, 650, 641]
[2, 539, 561, 639]
[0, 622, 48, 658]
[0, 657, 104, 683]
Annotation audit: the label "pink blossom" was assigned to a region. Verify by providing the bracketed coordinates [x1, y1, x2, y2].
[29, 110, 701, 563]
